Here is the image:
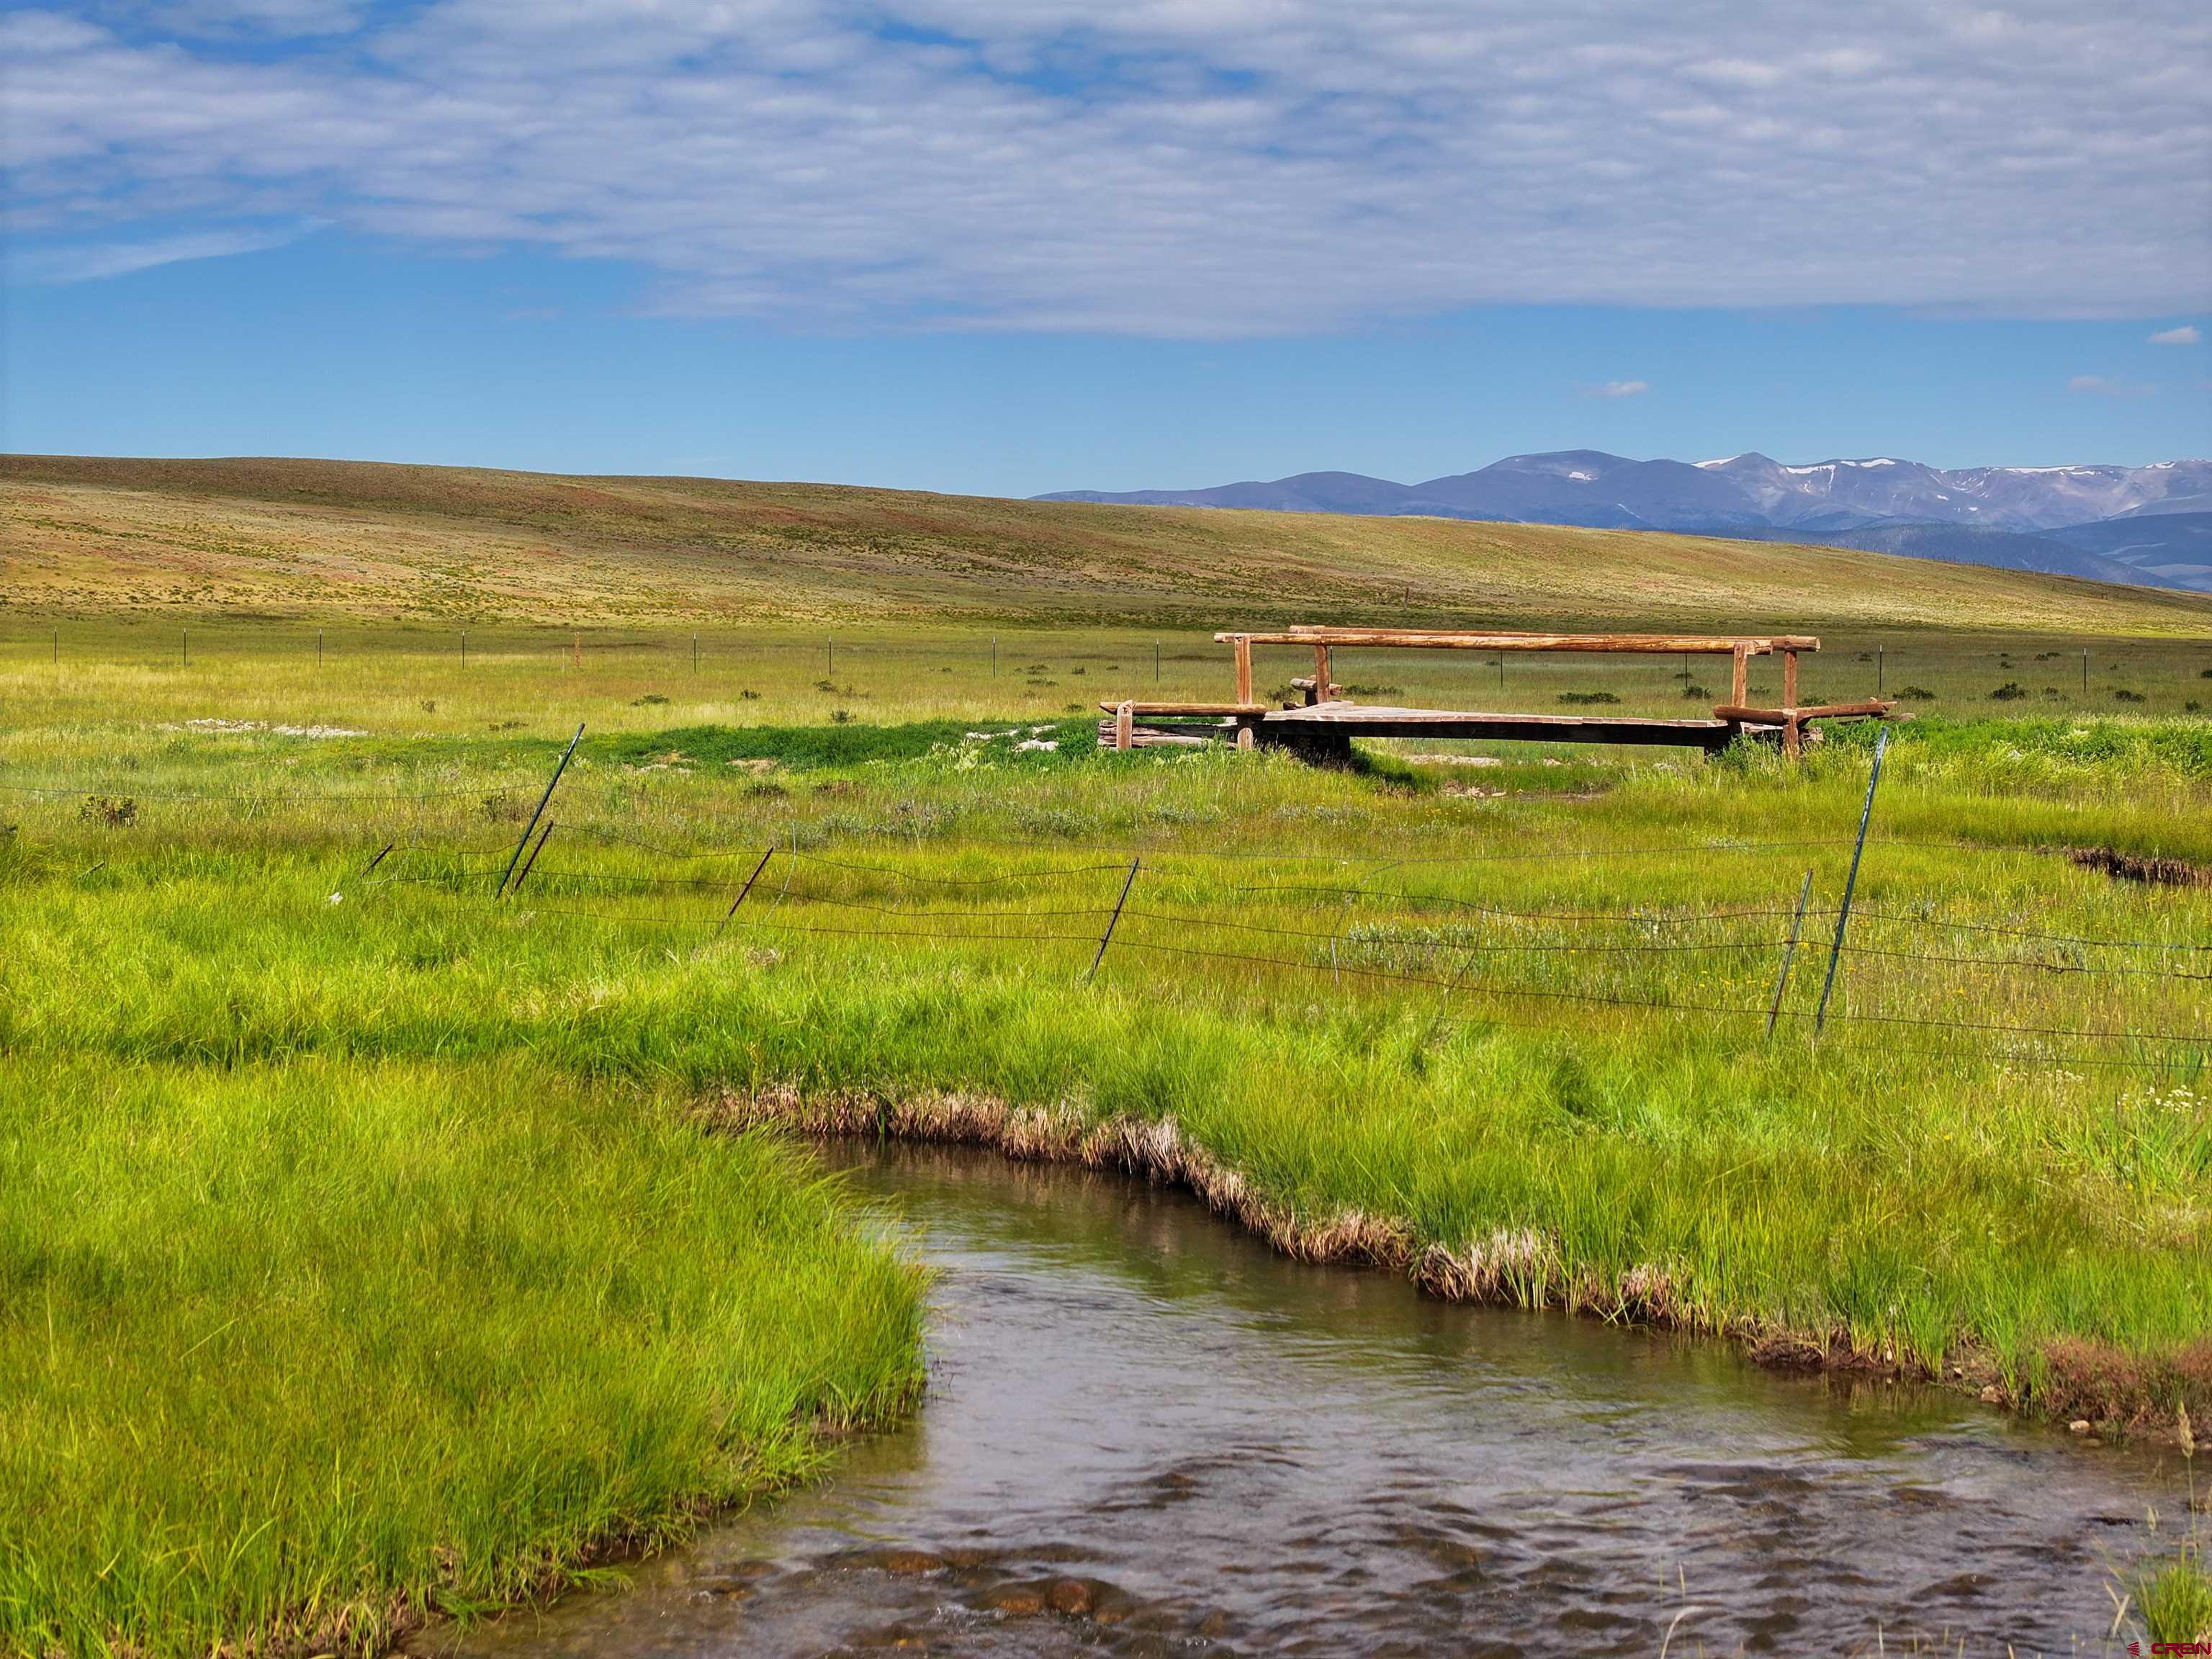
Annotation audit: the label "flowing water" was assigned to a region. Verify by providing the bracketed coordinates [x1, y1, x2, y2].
[433, 1140, 2195, 1657]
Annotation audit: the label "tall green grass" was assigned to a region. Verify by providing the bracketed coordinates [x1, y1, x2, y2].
[0, 1054, 922, 1657]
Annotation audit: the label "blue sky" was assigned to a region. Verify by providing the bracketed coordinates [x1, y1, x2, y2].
[4, 1, 2208, 495]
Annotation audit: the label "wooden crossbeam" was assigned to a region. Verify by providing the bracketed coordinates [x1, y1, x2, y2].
[1711, 699, 1897, 721]
[1097, 701, 1269, 716]
[1218, 627, 1820, 654]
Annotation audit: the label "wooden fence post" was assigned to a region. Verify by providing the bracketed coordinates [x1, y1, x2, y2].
[1815, 728, 1888, 1035]
[1730, 643, 1748, 707]
[1113, 701, 1134, 752]
[1781, 648, 1802, 757]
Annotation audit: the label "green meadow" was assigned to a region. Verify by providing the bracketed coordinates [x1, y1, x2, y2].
[3, 460, 2211, 1653]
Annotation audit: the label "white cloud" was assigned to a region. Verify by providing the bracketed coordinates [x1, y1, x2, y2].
[9, 225, 308, 284]
[2067, 374, 2156, 397]
[3, 1, 2208, 335]
[1583, 380, 1652, 398]
[2149, 325, 2202, 345]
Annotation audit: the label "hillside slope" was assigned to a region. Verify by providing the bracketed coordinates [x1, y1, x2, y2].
[6, 454, 2211, 634]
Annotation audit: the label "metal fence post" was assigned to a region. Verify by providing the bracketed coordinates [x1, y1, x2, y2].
[509, 819, 556, 894]
[1766, 868, 1814, 1038]
[1815, 728, 1888, 1035]
[1088, 858, 1140, 981]
[498, 722, 585, 895]
[716, 847, 775, 937]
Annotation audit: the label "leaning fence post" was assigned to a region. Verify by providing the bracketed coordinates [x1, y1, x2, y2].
[716, 846, 775, 937]
[508, 819, 556, 894]
[1088, 858, 1140, 981]
[1765, 868, 1815, 1038]
[1814, 727, 1888, 1035]
[498, 722, 585, 895]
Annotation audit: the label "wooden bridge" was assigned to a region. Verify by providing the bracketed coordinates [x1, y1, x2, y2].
[1101, 626, 1903, 760]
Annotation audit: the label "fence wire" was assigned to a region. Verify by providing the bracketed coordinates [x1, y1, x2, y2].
[355, 832, 2211, 1073]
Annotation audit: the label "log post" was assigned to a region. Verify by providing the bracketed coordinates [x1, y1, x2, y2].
[1730, 644, 1749, 707]
[1233, 635, 1254, 704]
[1782, 648, 1799, 709]
[1114, 701, 1134, 752]
[1313, 643, 1334, 702]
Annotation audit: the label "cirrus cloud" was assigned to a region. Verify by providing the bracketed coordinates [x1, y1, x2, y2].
[2149, 325, 2203, 345]
[4, 1, 2208, 336]
[1583, 380, 1653, 399]
[2067, 374, 2157, 397]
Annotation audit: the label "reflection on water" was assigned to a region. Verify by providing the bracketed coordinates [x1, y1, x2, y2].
[431, 1141, 2188, 1657]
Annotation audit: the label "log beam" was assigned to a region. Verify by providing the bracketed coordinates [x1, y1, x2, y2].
[1223, 628, 1820, 655]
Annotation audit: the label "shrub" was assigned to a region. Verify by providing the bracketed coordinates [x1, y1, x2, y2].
[2116, 689, 2148, 704]
[78, 796, 137, 829]
[1990, 683, 2028, 701]
[1896, 685, 1938, 701]
[1557, 691, 1621, 706]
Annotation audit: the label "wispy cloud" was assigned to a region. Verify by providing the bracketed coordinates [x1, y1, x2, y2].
[1582, 380, 1652, 399]
[2067, 374, 2157, 398]
[4, 1, 2207, 334]
[2149, 325, 2202, 346]
[9, 225, 309, 284]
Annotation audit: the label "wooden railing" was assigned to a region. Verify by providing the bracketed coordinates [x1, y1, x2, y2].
[1215, 626, 1821, 711]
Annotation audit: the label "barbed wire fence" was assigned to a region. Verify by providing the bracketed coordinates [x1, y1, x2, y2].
[343, 821, 2212, 1075]
[8, 720, 2208, 1073]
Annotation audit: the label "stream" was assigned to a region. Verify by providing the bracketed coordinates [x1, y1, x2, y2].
[433, 1139, 2193, 1656]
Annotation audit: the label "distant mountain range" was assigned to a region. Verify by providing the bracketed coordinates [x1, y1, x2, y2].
[1039, 452, 2212, 592]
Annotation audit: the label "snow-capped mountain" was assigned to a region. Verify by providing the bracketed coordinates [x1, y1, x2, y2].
[1038, 452, 2212, 590]
[1689, 454, 2210, 531]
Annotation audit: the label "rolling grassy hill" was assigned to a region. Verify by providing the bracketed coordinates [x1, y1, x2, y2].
[6, 453, 2212, 636]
